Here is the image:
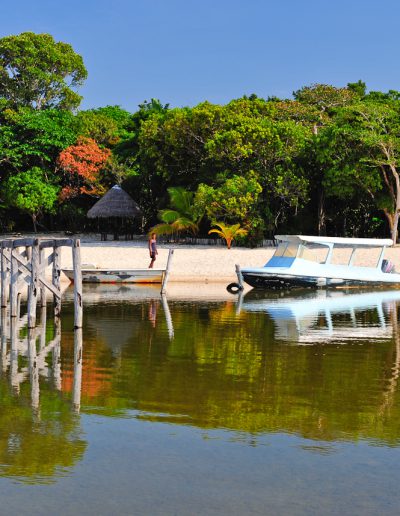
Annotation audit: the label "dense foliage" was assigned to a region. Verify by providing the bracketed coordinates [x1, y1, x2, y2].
[1, 32, 400, 241]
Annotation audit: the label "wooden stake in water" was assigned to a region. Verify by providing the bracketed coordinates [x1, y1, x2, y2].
[72, 239, 83, 328]
[161, 249, 174, 294]
[235, 264, 244, 290]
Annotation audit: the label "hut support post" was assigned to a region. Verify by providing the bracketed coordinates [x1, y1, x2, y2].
[161, 249, 174, 295]
[72, 240, 83, 328]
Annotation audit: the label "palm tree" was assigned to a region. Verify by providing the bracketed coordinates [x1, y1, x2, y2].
[208, 222, 248, 249]
[150, 187, 203, 236]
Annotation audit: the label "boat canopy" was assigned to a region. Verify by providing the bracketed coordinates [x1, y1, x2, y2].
[275, 235, 393, 247]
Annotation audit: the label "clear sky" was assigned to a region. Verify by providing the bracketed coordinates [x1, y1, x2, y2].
[1, 0, 400, 111]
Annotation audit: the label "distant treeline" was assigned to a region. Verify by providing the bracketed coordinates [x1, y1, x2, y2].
[1, 32, 400, 242]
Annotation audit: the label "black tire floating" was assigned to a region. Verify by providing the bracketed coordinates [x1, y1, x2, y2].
[226, 282, 243, 294]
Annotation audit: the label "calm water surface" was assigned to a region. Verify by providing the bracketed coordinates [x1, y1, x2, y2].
[0, 285, 399, 515]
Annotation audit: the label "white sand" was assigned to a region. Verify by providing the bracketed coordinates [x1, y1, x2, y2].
[59, 243, 273, 283]
[58, 241, 400, 284]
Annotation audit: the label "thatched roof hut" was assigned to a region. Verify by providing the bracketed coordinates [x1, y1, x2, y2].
[87, 185, 141, 219]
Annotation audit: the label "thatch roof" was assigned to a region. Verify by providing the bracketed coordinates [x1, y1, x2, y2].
[87, 185, 141, 219]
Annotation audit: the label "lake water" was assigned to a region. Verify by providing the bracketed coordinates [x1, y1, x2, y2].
[0, 285, 399, 515]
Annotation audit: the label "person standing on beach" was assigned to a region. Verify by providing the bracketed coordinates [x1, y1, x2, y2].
[148, 233, 158, 268]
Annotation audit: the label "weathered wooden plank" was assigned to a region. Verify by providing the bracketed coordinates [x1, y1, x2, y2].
[72, 240, 83, 328]
[39, 238, 73, 249]
[11, 238, 35, 248]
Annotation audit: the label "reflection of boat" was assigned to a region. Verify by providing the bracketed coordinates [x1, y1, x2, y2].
[240, 235, 400, 289]
[241, 289, 400, 343]
[62, 267, 165, 284]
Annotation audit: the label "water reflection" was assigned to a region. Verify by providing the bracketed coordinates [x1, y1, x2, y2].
[74, 285, 400, 446]
[0, 308, 86, 484]
[0, 284, 400, 488]
[240, 289, 400, 343]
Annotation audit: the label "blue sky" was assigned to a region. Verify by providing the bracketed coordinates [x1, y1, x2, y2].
[1, 0, 399, 111]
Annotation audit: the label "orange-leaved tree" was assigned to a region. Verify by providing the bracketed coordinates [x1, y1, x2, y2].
[57, 137, 111, 201]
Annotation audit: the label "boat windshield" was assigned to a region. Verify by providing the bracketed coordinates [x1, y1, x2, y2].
[297, 243, 330, 264]
[265, 242, 300, 267]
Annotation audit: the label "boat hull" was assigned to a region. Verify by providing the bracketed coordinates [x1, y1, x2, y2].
[242, 271, 400, 290]
[62, 268, 165, 284]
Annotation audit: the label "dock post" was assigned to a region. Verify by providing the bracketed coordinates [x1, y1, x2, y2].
[235, 264, 244, 290]
[27, 239, 39, 328]
[161, 249, 174, 295]
[52, 243, 61, 318]
[72, 239, 83, 328]
[39, 247, 47, 307]
[1, 245, 9, 307]
[10, 246, 19, 318]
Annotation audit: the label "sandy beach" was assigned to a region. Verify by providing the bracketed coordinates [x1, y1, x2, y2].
[57, 241, 400, 284]
[59, 242, 274, 283]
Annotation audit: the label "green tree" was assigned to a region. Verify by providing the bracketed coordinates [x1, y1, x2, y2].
[208, 222, 248, 249]
[195, 173, 263, 232]
[150, 186, 203, 236]
[0, 32, 87, 110]
[2, 167, 59, 231]
[320, 100, 400, 242]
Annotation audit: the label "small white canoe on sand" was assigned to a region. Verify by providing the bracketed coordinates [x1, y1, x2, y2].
[62, 267, 165, 284]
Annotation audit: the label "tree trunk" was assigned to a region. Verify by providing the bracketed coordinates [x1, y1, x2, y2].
[32, 214, 37, 233]
[317, 190, 326, 236]
[383, 210, 395, 243]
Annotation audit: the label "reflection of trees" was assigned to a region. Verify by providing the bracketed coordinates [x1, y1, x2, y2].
[0, 310, 86, 484]
[80, 298, 400, 445]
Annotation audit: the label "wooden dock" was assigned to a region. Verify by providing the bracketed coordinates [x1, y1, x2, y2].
[0, 237, 83, 328]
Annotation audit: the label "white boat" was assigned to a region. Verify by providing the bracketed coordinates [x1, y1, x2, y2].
[240, 235, 400, 289]
[62, 267, 165, 284]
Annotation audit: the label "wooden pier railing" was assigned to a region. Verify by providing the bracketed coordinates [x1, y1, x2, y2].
[0, 238, 82, 328]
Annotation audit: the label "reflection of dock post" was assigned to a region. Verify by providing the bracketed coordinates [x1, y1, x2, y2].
[236, 289, 244, 315]
[72, 240, 83, 328]
[161, 249, 174, 294]
[28, 329, 40, 411]
[52, 318, 62, 390]
[0, 308, 7, 372]
[9, 318, 19, 393]
[161, 294, 174, 339]
[73, 328, 83, 413]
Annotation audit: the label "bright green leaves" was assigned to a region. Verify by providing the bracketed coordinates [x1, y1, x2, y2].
[0, 32, 87, 111]
[1, 167, 59, 230]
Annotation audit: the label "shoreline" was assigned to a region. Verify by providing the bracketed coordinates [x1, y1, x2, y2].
[59, 243, 275, 283]
[58, 241, 400, 284]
